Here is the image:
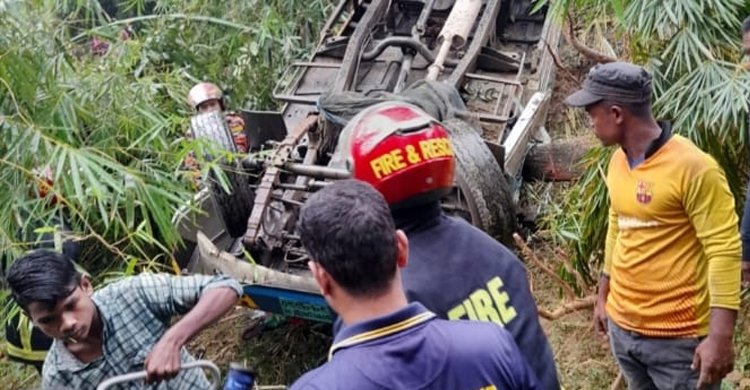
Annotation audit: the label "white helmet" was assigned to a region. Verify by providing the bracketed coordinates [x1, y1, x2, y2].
[187, 82, 224, 110]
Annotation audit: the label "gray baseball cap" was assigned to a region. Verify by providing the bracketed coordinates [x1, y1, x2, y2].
[565, 62, 653, 107]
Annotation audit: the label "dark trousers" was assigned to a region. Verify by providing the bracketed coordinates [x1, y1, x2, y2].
[608, 319, 720, 390]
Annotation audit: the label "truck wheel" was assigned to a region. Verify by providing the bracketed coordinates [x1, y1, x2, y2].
[441, 118, 517, 245]
[208, 165, 254, 238]
[189, 111, 254, 238]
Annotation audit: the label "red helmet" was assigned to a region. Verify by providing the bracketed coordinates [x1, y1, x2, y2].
[344, 101, 455, 208]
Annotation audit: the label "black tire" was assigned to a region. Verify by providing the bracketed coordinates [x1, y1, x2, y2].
[441, 118, 517, 245]
[208, 165, 254, 238]
[189, 111, 254, 238]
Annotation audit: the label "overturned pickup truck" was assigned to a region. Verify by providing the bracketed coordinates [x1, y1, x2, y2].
[173, 0, 561, 323]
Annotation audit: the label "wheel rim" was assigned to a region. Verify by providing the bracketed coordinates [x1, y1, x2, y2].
[440, 173, 483, 230]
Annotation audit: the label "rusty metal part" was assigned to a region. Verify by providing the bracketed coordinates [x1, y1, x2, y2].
[274, 180, 330, 192]
[196, 231, 320, 294]
[332, 0, 390, 92]
[281, 163, 351, 180]
[242, 115, 318, 247]
[181, 0, 563, 275]
[414, 0, 436, 35]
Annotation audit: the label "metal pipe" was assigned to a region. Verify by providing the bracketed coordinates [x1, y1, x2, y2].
[361, 37, 436, 62]
[426, 0, 483, 80]
[447, 0, 504, 87]
[282, 163, 352, 180]
[333, 0, 389, 92]
[394, 54, 413, 93]
[271, 194, 305, 207]
[274, 181, 329, 192]
[414, 0, 436, 35]
[96, 360, 221, 390]
[316, 0, 352, 46]
[426, 41, 452, 80]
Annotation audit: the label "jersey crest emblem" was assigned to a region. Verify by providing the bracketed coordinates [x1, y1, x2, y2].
[636, 180, 653, 204]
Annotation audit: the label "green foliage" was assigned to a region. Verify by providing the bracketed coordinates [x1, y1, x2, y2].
[541, 147, 613, 283]
[0, 0, 333, 274]
[543, 0, 750, 288]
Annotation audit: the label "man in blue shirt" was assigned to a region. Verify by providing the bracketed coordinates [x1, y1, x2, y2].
[5, 249, 242, 389]
[290, 179, 538, 390]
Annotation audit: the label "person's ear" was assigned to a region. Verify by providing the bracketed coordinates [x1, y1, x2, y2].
[308, 261, 332, 296]
[610, 104, 625, 125]
[79, 275, 93, 296]
[395, 230, 409, 269]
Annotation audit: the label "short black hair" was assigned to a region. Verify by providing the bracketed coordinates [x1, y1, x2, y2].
[742, 16, 750, 34]
[297, 180, 398, 297]
[601, 99, 652, 119]
[5, 249, 81, 311]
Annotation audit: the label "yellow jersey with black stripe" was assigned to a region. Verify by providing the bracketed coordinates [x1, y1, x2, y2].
[604, 133, 741, 337]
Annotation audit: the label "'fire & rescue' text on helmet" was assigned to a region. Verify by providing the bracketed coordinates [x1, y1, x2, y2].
[344, 101, 455, 208]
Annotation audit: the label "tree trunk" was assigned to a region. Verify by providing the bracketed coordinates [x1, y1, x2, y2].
[522, 137, 595, 182]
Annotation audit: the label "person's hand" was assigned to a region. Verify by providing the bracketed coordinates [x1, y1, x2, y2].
[144, 337, 182, 384]
[593, 297, 608, 342]
[741, 262, 750, 289]
[691, 335, 734, 389]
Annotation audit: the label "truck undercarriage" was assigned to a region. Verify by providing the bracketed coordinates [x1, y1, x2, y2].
[173, 0, 561, 322]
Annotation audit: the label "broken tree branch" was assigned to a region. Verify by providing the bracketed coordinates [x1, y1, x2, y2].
[610, 372, 624, 390]
[556, 247, 589, 290]
[513, 233, 576, 300]
[542, 37, 578, 84]
[564, 10, 617, 64]
[537, 295, 596, 320]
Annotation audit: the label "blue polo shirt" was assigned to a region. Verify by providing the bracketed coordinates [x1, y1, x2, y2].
[289, 302, 538, 390]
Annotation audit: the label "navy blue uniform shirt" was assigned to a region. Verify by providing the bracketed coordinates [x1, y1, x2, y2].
[395, 202, 560, 390]
[741, 182, 750, 262]
[290, 302, 538, 390]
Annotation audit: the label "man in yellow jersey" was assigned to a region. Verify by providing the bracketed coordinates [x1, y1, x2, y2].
[565, 62, 741, 390]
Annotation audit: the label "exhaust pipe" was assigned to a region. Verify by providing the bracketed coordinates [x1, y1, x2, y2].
[426, 0, 483, 80]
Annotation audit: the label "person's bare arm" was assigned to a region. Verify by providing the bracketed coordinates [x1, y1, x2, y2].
[128, 273, 242, 383]
[593, 274, 610, 339]
[683, 164, 741, 388]
[143, 283, 240, 383]
[692, 308, 736, 389]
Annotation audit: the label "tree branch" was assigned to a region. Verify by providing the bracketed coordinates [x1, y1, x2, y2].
[610, 372, 624, 390]
[564, 10, 617, 64]
[537, 295, 596, 320]
[513, 233, 576, 300]
[542, 38, 578, 84]
[556, 247, 590, 290]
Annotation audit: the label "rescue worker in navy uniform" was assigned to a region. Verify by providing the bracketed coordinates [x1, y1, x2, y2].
[342, 102, 561, 389]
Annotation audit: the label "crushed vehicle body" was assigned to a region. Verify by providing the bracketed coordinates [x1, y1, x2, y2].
[173, 0, 561, 323]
